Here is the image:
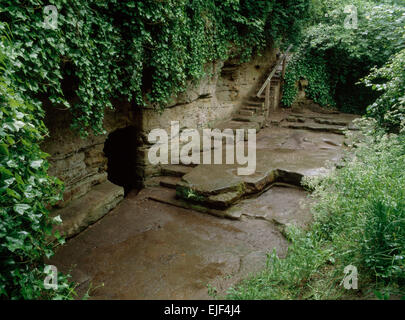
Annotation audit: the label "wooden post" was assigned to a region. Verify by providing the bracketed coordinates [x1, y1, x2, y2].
[279, 57, 287, 103]
[281, 57, 287, 79]
[256, 45, 292, 99]
[265, 81, 270, 120]
[274, 83, 279, 111]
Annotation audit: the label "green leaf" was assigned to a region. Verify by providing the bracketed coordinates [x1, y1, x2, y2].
[0, 143, 9, 156]
[14, 204, 31, 215]
[30, 160, 44, 169]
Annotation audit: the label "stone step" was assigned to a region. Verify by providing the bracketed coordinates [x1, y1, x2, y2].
[52, 181, 124, 239]
[174, 161, 308, 214]
[313, 118, 350, 126]
[159, 176, 182, 189]
[176, 181, 244, 210]
[232, 115, 255, 122]
[245, 100, 263, 106]
[289, 113, 356, 124]
[243, 106, 261, 111]
[285, 116, 306, 123]
[238, 110, 255, 117]
[161, 164, 193, 177]
[250, 95, 265, 101]
[280, 122, 347, 135]
[147, 187, 241, 220]
[290, 113, 338, 120]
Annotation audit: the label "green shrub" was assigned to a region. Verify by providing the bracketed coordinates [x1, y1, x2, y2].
[362, 49, 405, 133]
[362, 200, 405, 281]
[226, 227, 333, 300]
[282, 47, 336, 108]
[308, 122, 405, 288]
[282, 1, 405, 113]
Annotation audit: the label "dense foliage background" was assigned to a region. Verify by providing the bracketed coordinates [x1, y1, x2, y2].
[282, 0, 405, 118]
[363, 48, 405, 132]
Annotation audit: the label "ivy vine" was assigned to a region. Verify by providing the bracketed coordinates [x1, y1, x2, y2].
[1, 0, 311, 136]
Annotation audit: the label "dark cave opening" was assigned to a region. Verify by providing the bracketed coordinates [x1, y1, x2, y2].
[103, 126, 141, 196]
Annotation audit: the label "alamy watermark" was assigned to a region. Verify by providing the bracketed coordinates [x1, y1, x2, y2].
[344, 5, 358, 30]
[326, 5, 358, 30]
[147, 121, 257, 176]
[43, 5, 58, 30]
[44, 265, 58, 290]
[341, 265, 358, 290]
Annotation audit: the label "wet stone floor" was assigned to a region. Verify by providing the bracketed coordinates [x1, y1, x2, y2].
[50, 109, 357, 299]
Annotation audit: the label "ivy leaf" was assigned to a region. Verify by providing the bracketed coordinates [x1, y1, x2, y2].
[6, 188, 21, 200]
[14, 204, 31, 215]
[0, 144, 9, 156]
[30, 160, 44, 169]
[53, 215, 62, 224]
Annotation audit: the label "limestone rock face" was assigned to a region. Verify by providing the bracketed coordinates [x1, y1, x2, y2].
[141, 48, 276, 135]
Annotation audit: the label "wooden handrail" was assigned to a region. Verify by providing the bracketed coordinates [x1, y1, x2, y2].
[256, 44, 293, 98]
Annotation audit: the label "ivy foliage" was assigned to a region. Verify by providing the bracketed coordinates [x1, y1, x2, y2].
[282, 48, 336, 108]
[1, 0, 311, 136]
[282, 0, 405, 113]
[0, 25, 75, 299]
[362, 49, 405, 133]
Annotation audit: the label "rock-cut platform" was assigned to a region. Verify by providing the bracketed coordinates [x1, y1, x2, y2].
[146, 107, 358, 219]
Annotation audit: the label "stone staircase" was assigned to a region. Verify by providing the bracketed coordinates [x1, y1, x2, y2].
[144, 164, 237, 219]
[140, 47, 361, 221]
[280, 110, 359, 134]
[233, 63, 284, 124]
[136, 47, 360, 223]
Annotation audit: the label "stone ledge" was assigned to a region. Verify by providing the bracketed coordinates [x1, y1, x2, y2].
[52, 181, 124, 239]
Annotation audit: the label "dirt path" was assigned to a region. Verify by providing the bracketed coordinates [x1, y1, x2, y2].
[50, 108, 358, 299]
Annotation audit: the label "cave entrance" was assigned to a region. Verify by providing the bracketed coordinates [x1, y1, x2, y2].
[103, 126, 141, 196]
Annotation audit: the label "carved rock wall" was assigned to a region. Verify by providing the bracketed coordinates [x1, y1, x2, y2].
[42, 101, 140, 207]
[42, 46, 276, 210]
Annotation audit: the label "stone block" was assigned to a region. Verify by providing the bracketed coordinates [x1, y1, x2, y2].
[52, 181, 124, 238]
